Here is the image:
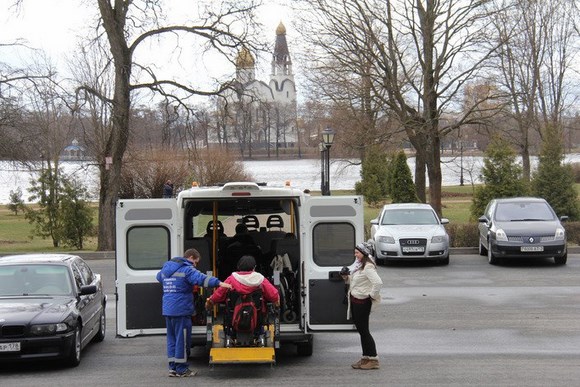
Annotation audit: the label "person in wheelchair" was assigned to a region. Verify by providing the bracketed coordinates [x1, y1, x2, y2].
[205, 255, 280, 346]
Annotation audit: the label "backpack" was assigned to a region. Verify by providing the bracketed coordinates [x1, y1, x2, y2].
[231, 291, 261, 333]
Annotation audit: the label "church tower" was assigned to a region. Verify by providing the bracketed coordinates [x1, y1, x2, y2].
[270, 22, 296, 103]
[236, 46, 256, 84]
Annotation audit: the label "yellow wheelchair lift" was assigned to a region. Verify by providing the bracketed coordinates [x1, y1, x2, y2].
[206, 305, 280, 365]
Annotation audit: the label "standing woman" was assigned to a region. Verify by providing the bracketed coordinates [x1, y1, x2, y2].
[342, 242, 383, 370]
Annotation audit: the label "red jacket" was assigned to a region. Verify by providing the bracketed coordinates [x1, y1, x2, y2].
[210, 271, 279, 304]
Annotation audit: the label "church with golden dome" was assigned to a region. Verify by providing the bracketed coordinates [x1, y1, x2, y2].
[217, 22, 298, 158]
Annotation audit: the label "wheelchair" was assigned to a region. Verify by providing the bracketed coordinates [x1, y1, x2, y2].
[206, 289, 279, 365]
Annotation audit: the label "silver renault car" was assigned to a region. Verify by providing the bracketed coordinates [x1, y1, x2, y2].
[370, 203, 450, 265]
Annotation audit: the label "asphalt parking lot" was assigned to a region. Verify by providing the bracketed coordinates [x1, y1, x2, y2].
[2, 252, 580, 386]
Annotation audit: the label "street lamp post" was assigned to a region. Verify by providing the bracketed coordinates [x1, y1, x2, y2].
[319, 142, 326, 195]
[321, 127, 335, 196]
[459, 126, 464, 186]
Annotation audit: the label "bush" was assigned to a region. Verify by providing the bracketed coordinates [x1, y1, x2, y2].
[531, 124, 580, 220]
[355, 146, 389, 206]
[470, 136, 527, 219]
[119, 149, 192, 199]
[564, 222, 580, 245]
[446, 223, 479, 247]
[390, 151, 419, 203]
[189, 148, 252, 186]
[7, 188, 25, 215]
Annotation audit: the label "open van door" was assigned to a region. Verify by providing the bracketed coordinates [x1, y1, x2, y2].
[115, 199, 178, 337]
[303, 196, 364, 330]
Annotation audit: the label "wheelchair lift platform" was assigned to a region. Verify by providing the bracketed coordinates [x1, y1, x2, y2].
[208, 323, 277, 365]
[209, 347, 275, 364]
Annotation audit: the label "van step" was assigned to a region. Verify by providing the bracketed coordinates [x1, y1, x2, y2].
[209, 347, 275, 364]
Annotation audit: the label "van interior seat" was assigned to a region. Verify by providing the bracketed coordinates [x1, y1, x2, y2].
[242, 215, 260, 232]
[205, 220, 226, 238]
[266, 215, 284, 230]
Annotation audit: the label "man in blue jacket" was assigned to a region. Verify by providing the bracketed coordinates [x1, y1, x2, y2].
[157, 248, 231, 377]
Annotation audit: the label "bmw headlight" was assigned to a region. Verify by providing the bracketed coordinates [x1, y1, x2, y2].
[555, 227, 565, 240]
[431, 235, 447, 244]
[377, 235, 395, 244]
[30, 323, 69, 336]
[495, 229, 508, 242]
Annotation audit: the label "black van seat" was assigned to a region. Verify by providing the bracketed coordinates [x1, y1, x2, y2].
[242, 215, 260, 232]
[204, 220, 226, 238]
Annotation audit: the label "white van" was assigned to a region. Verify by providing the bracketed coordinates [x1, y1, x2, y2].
[115, 182, 364, 360]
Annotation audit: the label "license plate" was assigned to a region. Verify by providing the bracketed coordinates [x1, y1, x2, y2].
[0, 342, 21, 352]
[521, 246, 544, 252]
[403, 246, 425, 253]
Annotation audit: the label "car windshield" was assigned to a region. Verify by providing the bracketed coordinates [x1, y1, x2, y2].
[495, 202, 555, 222]
[0, 264, 73, 296]
[381, 209, 438, 225]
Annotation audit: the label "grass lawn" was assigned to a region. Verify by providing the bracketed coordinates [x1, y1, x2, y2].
[0, 205, 98, 253]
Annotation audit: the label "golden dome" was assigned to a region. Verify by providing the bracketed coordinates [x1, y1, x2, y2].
[276, 22, 286, 35]
[236, 47, 255, 68]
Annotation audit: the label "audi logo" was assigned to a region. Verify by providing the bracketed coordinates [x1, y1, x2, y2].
[407, 240, 420, 245]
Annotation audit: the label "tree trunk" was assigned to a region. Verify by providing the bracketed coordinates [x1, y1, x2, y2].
[414, 150, 427, 203]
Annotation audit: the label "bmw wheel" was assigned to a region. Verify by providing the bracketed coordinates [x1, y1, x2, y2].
[66, 325, 82, 367]
[93, 307, 106, 342]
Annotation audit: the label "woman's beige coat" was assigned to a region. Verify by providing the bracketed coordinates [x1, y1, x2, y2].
[345, 263, 383, 319]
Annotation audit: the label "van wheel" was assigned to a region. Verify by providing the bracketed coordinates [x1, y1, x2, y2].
[296, 337, 313, 356]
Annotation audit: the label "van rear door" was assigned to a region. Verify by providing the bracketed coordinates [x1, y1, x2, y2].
[303, 196, 364, 330]
[115, 199, 178, 337]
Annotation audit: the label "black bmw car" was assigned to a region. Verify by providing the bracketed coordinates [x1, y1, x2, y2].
[478, 197, 568, 265]
[0, 254, 106, 367]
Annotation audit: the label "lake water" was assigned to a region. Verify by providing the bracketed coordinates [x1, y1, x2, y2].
[1, 154, 579, 204]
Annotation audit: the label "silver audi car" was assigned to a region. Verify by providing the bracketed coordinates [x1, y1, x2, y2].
[370, 203, 450, 265]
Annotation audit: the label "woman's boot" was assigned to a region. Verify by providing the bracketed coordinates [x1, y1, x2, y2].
[359, 356, 379, 370]
[351, 356, 368, 369]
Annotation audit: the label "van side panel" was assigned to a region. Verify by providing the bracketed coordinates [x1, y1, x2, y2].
[126, 282, 165, 329]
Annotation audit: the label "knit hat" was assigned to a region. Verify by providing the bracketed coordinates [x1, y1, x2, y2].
[237, 255, 256, 271]
[355, 242, 373, 257]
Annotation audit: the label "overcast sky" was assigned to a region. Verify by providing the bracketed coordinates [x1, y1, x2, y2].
[0, 0, 298, 87]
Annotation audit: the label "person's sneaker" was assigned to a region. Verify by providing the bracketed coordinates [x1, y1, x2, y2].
[177, 369, 197, 377]
[168, 370, 178, 377]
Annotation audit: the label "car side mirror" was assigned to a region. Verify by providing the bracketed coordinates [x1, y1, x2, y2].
[478, 216, 489, 224]
[370, 219, 378, 225]
[560, 215, 569, 222]
[440, 218, 449, 225]
[80, 285, 97, 296]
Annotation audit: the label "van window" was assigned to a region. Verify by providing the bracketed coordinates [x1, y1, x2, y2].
[127, 226, 170, 270]
[312, 222, 355, 266]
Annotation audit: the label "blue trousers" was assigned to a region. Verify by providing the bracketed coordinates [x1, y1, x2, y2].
[165, 316, 192, 373]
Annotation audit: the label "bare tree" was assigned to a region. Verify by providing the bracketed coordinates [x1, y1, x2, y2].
[67, 0, 262, 250]
[296, 0, 504, 214]
[491, 0, 580, 181]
